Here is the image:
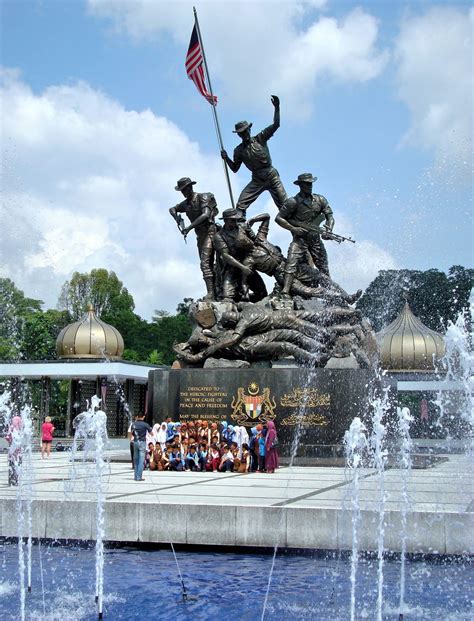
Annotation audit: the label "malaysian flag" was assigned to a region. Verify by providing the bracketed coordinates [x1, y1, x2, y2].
[185, 25, 217, 105]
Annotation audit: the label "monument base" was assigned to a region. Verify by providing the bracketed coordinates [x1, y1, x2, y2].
[148, 368, 390, 458]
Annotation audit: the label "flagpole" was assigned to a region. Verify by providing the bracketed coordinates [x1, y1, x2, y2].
[193, 6, 235, 209]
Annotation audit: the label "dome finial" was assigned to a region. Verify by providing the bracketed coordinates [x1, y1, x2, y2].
[376, 298, 445, 372]
[56, 306, 124, 360]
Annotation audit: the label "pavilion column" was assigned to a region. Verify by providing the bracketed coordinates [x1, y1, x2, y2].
[125, 379, 134, 418]
[40, 376, 51, 419]
[66, 381, 73, 438]
[68, 379, 82, 436]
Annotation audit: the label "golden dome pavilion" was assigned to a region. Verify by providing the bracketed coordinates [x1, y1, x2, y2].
[56, 305, 124, 360]
[376, 302, 445, 372]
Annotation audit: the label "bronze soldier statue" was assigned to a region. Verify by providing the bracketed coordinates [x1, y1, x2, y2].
[213, 208, 267, 301]
[276, 173, 334, 294]
[221, 96, 287, 216]
[169, 177, 219, 300]
[175, 329, 329, 366]
[240, 213, 361, 304]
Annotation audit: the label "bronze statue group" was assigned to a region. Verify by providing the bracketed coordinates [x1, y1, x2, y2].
[170, 97, 376, 369]
[134, 419, 279, 476]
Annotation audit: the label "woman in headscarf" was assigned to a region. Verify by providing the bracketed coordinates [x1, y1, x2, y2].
[187, 421, 196, 444]
[264, 420, 279, 474]
[151, 421, 160, 441]
[225, 425, 236, 445]
[249, 427, 259, 472]
[237, 426, 249, 458]
[200, 420, 209, 444]
[180, 422, 188, 441]
[156, 422, 168, 450]
[166, 421, 176, 443]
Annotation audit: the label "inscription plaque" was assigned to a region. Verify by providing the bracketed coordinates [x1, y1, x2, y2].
[149, 367, 382, 455]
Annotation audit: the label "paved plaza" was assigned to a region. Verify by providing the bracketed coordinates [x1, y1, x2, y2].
[1, 448, 472, 555]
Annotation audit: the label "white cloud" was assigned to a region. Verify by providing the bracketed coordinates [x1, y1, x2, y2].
[326, 213, 398, 295]
[1, 69, 227, 317]
[1, 68, 397, 319]
[394, 7, 473, 171]
[87, 1, 387, 118]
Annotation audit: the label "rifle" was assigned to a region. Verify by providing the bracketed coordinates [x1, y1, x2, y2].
[174, 213, 188, 243]
[318, 228, 355, 244]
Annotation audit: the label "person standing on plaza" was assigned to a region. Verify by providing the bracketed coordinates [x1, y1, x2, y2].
[129, 413, 152, 481]
[127, 416, 137, 470]
[257, 426, 266, 472]
[264, 420, 279, 474]
[41, 416, 55, 459]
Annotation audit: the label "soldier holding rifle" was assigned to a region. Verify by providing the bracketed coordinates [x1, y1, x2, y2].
[169, 177, 218, 300]
[276, 173, 343, 295]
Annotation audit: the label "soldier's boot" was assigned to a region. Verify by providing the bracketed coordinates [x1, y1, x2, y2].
[236, 205, 247, 220]
[203, 277, 215, 301]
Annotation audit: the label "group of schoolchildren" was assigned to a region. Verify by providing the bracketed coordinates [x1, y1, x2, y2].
[135, 418, 279, 474]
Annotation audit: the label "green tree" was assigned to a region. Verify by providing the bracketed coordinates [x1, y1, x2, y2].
[151, 313, 192, 365]
[176, 297, 194, 316]
[357, 266, 473, 333]
[147, 349, 165, 365]
[122, 348, 142, 362]
[58, 269, 135, 320]
[21, 309, 71, 360]
[152, 309, 170, 321]
[0, 278, 43, 360]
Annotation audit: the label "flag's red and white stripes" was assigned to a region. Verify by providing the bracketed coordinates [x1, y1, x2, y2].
[185, 25, 217, 105]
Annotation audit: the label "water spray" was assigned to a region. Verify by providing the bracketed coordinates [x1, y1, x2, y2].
[70, 395, 108, 620]
[344, 416, 368, 621]
[170, 542, 188, 602]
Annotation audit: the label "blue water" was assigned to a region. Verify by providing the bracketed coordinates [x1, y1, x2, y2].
[0, 542, 472, 620]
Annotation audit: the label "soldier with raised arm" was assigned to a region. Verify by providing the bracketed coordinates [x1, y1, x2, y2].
[276, 173, 335, 295]
[221, 95, 287, 216]
[169, 177, 218, 300]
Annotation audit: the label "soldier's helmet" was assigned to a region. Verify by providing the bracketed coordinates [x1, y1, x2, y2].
[220, 208, 245, 220]
[233, 121, 253, 134]
[293, 173, 317, 185]
[175, 177, 197, 191]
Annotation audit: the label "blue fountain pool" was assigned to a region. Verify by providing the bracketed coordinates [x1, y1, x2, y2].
[0, 542, 472, 620]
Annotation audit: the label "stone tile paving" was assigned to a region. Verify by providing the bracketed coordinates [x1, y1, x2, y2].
[1, 451, 472, 552]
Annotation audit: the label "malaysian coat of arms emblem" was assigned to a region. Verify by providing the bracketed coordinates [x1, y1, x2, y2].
[231, 382, 277, 425]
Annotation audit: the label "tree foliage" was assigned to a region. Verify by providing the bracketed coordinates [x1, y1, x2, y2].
[357, 265, 473, 333]
[0, 278, 43, 360]
[21, 310, 71, 361]
[58, 269, 135, 320]
[150, 313, 192, 365]
[56, 269, 192, 364]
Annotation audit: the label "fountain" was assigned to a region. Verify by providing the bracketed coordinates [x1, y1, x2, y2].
[0, 306, 472, 619]
[0, 62, 472, 619]
[68, 395, 108, 620]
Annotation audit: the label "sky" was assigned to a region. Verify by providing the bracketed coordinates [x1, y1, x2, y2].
[1, 0, 472, 319]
